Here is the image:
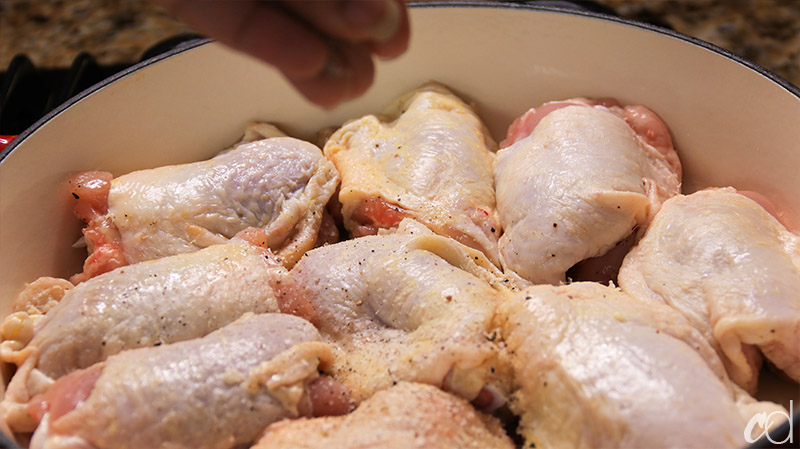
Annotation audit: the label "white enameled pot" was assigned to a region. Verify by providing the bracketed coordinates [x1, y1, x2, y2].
[1, 2, 797, 447]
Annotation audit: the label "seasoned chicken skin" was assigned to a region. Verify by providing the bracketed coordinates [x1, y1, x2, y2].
[495, 99, 681, 284]
[618, 188, 800, 392]
[70, 123, 338, 282]
[0, 232, 285, 433]
[28, 313, 335, 449]
[253, 382, 515, 449]
[324, 83, 501, 264]
[497, 282, 786, 449]
[279, 220, 510, 405]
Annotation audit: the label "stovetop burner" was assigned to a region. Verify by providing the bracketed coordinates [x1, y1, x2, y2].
[0, 33, 203, 137]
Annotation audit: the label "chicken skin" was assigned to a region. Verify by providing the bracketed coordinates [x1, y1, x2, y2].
[27, 313, 339, 449]
[253, 382, 515, 449]
[8, 84, 799, 449]
[495, 99, 681, 284]
[0, 231, 285, 433]
[619, 188, 800, 393]
[497, 282, 786, 449]
[278, 220, 510, 405]
[69, 123, 339, 282]
[324, 83, 501, 264]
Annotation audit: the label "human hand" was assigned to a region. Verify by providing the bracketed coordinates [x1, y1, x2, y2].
[154, 0, 410, 108]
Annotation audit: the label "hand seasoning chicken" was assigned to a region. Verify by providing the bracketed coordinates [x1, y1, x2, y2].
[494, 98, 681, 285]
[497, 282, 786, 449]
[278, 219, 511, 407]
[0, 229, 285, 433]
[27, 313, 345, 449]
[252, 382, 515, 449]
[69, 123, 339, 282]
[618, 188, 800, 393]
[323, 83, 501, 265]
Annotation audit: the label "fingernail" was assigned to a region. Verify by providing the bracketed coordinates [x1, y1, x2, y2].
[343, 0, 401, 42]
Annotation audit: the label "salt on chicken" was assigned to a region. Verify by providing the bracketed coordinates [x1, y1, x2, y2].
[26, 313, 346, 449]
[68, 123, 339, 283]
[618, 188, 800, 393]
[497, 282, 786, 449]
[277, 219, 512, 407]
[494, 98, 681, 285]
[323, 83, 501, 265]
[0, 229, 285, 433]
[252, 382, 515, 449]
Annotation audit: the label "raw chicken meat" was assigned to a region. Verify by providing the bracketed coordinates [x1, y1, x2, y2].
[70, 123, 339, 282]
[8, 277, 74, 316]
[0, 230, 284, 433]
[27, 313, 341, 449]
[618, 188, 800, 392]
[278, 219, 511, 405]
[495, 99, 681, 284]
[324, 83, 501, 264]
[496, 282, 786, 449]
[6, 86, 798, 449]
[252, 382, 515, 449]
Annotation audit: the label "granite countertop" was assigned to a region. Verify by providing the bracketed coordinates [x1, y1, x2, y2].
[1, 0, 799, 87]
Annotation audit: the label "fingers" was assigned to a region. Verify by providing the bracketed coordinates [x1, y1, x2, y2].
[153, 0, 410, 108]
[288, 43, 375, 109]
[157, 0, 329, 78]
[284, 0, 410, 60]
[283, 0, 405, 44]
[370, 1, 411, 59]
[283, 0, 408, 107]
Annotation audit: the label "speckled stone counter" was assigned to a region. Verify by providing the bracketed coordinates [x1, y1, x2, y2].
[600, 0, 800, 88]
[1, 0, 799, 87]
[0, 0, 191, 68]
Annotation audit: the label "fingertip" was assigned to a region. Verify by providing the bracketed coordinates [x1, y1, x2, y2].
[237, 5, 330, 78]
[342, 0, 402, 43]
[341, 44, 376, 100]
[287, 44, 375, 109]
[155, 0, 332, 79]
[288, 65, 348, 109]
[285, 0, 408, 55]
[369, 0, 410, 60]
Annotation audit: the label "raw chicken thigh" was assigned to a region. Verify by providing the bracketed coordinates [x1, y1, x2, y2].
[253, 382, 515, 449]
[618, 188, 800, 392]
[278, 220, 510, 405]
[324, 83, 501, 264]
[28, 313, 340, 449]
[497, 282, 785, 449]
[495, 99, 681, 284]
[70, 123, 339, 282]
[0, 230, 284, 433]
[7, 82, 799, 449]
